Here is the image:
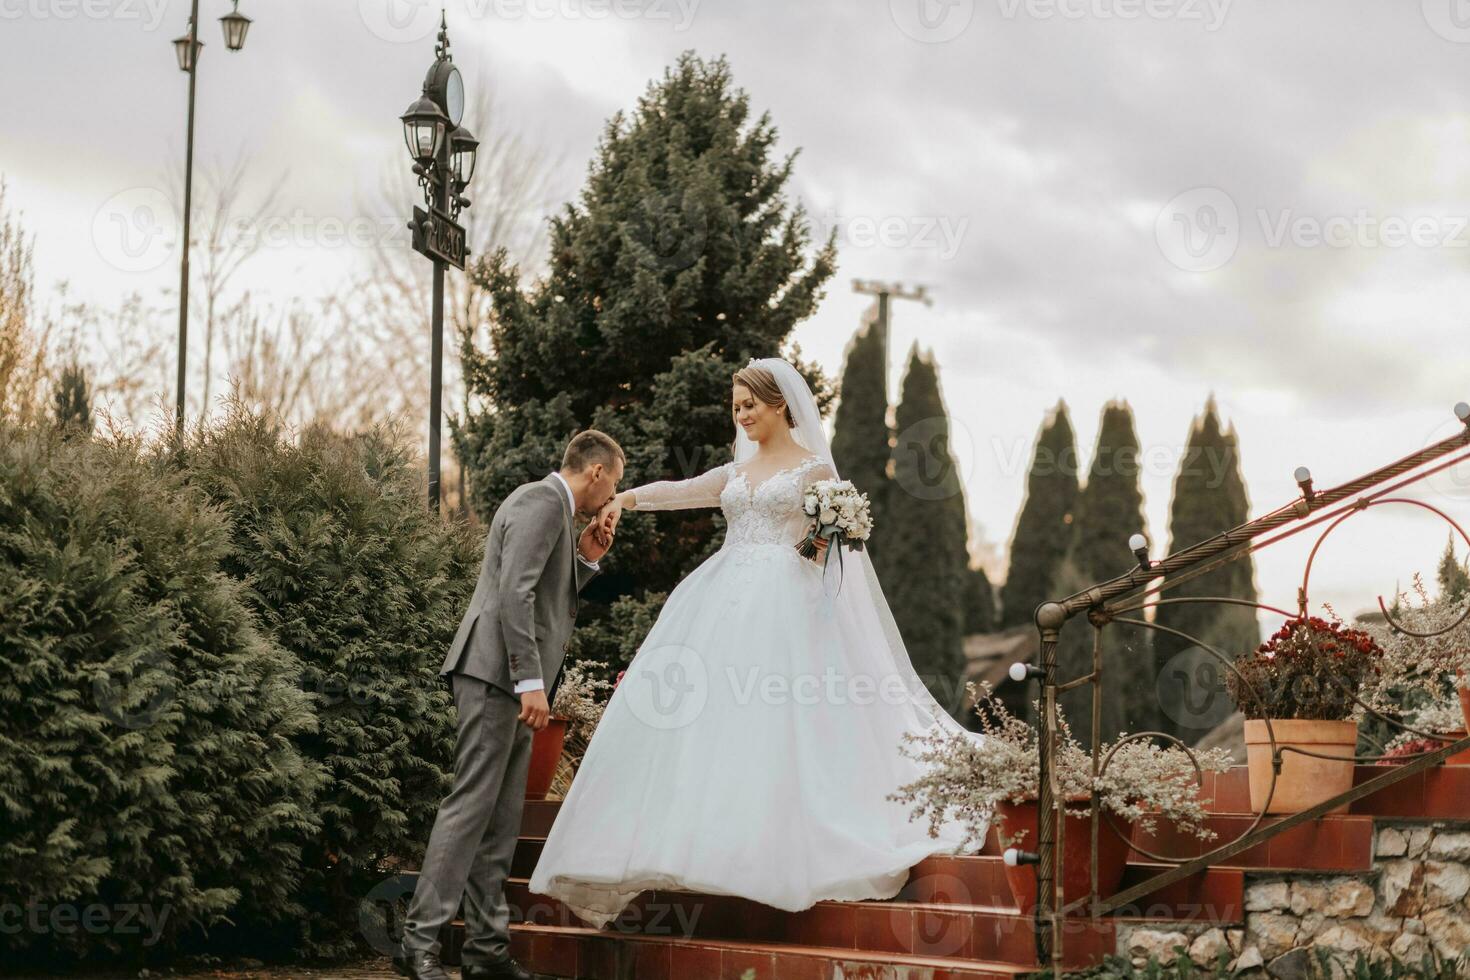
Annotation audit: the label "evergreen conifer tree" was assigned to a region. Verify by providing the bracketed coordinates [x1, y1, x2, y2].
[879, 345, 970, 714]
[962, 565, 997, 634]
[1057, 401, 1152, 740]
[830, 309, 891, 515]
[999, 402, 1080, 628]
[1153, 398, 1260, 742]
[1437, 532, 1470, 605]
[51, 358, 93, 437]
[453, 52, 836, 675]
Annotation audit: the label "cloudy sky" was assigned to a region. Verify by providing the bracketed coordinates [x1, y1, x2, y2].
[5, 0, 1470, 626]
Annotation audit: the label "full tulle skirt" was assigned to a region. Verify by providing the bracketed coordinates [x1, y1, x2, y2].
[527, 542, 987, 928]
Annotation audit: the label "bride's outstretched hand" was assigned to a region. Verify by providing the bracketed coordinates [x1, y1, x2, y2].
[598, 494, 626, 538]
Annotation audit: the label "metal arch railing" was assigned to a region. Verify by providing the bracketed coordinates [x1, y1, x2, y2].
[1024, 403, 1470, 972]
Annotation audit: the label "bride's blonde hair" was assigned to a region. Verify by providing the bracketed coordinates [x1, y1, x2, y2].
[732, 364, 794, 427]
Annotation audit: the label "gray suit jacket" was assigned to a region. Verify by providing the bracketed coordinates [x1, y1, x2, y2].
[442, 474, 601, 701]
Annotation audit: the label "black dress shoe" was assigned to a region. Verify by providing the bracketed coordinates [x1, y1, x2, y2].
[461, 954, 534, 980]
[395, 949, 452, 980]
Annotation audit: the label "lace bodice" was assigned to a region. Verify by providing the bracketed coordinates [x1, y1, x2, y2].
[629, 454, 837, 549]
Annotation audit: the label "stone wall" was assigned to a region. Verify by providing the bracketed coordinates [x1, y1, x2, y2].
[1114, 821, 1470, 977]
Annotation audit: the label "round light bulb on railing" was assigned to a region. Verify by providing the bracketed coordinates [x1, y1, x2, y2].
[1294, 466, 1312, 484]
[1008, 662, 1029, 683]
[1456, 402, 1470, 424]
[1003, 847, 1021, 867]
[1129, 533, 1151, 570]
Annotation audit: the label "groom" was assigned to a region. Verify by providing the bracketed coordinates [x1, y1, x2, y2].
[399, 431, 624, 980]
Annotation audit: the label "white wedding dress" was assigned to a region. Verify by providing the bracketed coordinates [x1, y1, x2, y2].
[527, 427, 990, 928]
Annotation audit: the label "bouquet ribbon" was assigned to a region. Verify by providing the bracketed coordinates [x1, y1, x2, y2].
[806, 523, 846, 600]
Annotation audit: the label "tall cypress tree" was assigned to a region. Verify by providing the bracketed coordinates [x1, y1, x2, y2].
[453, 52, 836, 676]
[1000, 402, 1081, 628]
[51, 359, 93, 437]
[880, 345, 970, 714]
[962, 565, 997, 634]
[831, 309, 891, 514]
[1154, 398, 1260, 742]
[1438, 533, 1470, 604]
[1057, 400, 1152, 741]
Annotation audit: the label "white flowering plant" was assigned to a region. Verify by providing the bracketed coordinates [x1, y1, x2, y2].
[1362, 575, 1470, 711]
[549, 659, 615, 741]
[796, 478, 873, 561]
[888, 682, 1233, 849]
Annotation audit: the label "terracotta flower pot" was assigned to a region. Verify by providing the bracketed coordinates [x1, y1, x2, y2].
[994, 798, 1133, 914]
[1243, 718, 1357, 814]
[1438, 731, 1470, 766]
[1457, 670, 1470, 734]
[525, 717, 569, 800]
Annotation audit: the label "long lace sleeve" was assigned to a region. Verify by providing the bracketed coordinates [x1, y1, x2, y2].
[628, 461, 731, 511]
[799, 459, 839, 491]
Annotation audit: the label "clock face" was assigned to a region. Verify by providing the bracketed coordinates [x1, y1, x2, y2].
[445, 67, 464, 127]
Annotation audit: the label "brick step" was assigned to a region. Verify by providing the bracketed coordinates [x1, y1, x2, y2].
[1131, 813, 1374, 871]
[483, 921, 1037, 980]
[505, 842, 1240, 923]
[902, 855, 1244, 923]
[502, 877, 1111, 968]
[510, 838, 1006, 904]
[520, 765, 1467, 842]
[1200, 765, 1470, 819]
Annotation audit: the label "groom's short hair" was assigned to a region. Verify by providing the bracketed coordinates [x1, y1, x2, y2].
[562, 430, 624, 472]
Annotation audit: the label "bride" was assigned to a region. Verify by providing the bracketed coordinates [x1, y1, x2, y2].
[527, 356, 988, 928]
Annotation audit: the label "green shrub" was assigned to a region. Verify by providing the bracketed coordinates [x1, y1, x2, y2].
[167, 402, 481, 958]
[0, 421, 324, 967]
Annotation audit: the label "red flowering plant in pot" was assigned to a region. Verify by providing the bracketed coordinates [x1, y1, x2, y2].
[888, 682, 1230, 913]
[526, 660, 614, 800]
[1226, 613, 1383, 814]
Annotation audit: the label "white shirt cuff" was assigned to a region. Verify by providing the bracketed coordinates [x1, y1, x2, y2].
[513, 678, 545, 694]
[577, 553, 600, 571]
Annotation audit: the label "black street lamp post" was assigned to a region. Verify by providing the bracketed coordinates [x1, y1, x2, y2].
[401, 14, 477, 510]
[171, 0, 253, 439]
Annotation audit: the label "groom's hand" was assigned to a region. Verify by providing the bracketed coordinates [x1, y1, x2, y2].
[597, 496, 624, 538]
[518, 689, 551, 731]
[578, 520, 612, 563]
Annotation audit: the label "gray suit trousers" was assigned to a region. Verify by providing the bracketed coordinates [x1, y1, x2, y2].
[403, 673, 533, 964]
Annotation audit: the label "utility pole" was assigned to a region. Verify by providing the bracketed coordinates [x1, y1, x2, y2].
[851, 279, 931, 402]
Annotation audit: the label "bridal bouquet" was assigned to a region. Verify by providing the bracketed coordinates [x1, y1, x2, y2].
[797, 478, 873, 562]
